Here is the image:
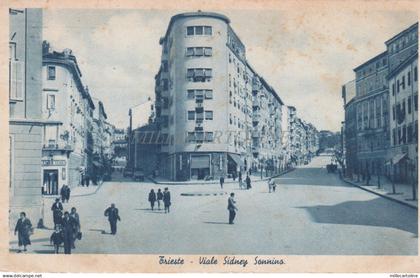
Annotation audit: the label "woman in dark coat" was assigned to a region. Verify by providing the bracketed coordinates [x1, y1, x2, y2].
[148, 189, 157, 210]
[156, 189, 163, 210]
[50, 226, 63, 254]
[51, 198, 63, 228]
[163, 187, 171, 213]
[70, 207, 81, 249]
[14, 212, 32, 252]
[61, 211, 76, 254]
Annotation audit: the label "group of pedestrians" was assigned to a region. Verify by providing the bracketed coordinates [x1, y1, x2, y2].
[148, 188, 171, 213]
[60, 184, 71, 203]
[219, 173, 252, 190]
[50, 198, 81, 254]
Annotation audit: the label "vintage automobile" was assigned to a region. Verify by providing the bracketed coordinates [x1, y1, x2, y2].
[133, 168, 145, 181]
[326, 163, 337, 173]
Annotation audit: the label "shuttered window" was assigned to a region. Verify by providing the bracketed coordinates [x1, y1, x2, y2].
[9, 60, 24, 100]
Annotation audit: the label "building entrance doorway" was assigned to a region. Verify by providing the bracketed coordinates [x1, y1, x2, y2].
[43, 169, 58, 195]
[190, 155, 210, 180]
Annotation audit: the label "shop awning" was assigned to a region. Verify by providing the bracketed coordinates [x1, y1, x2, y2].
[190, 155, 210, 169]
[391, 153, 407, 165]
[228, 153, 244, 167]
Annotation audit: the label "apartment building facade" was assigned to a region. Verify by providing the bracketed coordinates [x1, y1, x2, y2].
[41, 43, 95, 193]
[386, 23, 418, 183]
[153, 12, 311, 181]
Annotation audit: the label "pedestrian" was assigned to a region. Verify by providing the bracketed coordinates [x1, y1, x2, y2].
[85, 175, 90, 187]
[14, 212, 32, 253]
[163, 187, 171, 213]
[157, 188, 163, 210]
[51, 198, 63, 229]
[148, 189, 157, 210]
[272, 179, 277, 192]
[60, 185, 67, 203]
[268, 178, 273, 193]
[232, 171, 236, 181]
[50, 226, 63, 254]
[238, 171, 242, 183]
[65, 185, 71, 202]
[104, 203, 121, 235]
[246, 174, 251, 190]
[227, 193, 238, 224]
[70, 207, 81, 248]
[219, 175, 225, 189]
[61, 211, 76, 254]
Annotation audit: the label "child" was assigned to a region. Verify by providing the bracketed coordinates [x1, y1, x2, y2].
[50, 226, 63, 254]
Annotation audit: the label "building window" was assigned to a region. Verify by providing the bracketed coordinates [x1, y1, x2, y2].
[408, 71, 411, 86]
[186, 47, 212, 57]
[187, 90, 195, 99]
[186, 68, 212, 82]
[187, 110, 195, 120]
[205, 110, 213, 120]
[187, 132, 195, 143]
[408, 123, 413, 143]
[186, 26, 212, 36]
[392, 83, 395, 96]
[415, 66, 418, 82]
[47, 94, 56, 110]
[392, 105, 395, 121]
[47, 66, 56, 80]
[415, 95, 418, 111]
[204, 90, 213, 99]
[402, 75, 406, 90]
[408, 97, 412, 114]
[9, 60, 24, 100]
[205, 132, 214, 142]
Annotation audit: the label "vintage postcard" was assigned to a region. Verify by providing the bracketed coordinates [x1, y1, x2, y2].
[0, 0, 419, 274]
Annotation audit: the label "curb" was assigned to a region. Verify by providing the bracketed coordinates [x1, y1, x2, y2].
[147, 168, 295, 185]
[181, 192, 227, 197]
[42, 181, 105, 199]
[341, 178, 418, 210]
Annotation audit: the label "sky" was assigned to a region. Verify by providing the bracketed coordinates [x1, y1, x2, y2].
[43, 9, 417, 131]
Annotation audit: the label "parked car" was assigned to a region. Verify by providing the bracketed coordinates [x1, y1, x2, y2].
[133, 168, 144, 181]
[123, 168, 133, 177]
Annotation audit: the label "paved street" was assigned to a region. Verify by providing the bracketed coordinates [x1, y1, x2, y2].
[12, 155, 417, 255]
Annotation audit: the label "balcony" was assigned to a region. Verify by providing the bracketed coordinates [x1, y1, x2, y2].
[43, 141, 74, 152]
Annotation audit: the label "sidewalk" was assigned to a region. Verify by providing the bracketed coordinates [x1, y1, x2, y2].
[42, 183, 103, 199]
[148, 168, 295, 185]
[342, 175, 418, 209]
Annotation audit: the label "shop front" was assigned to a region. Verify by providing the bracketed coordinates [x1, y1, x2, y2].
[41, 158, 67, 196]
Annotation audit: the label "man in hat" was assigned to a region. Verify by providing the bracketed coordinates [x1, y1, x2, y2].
[51, 198, 63, 229]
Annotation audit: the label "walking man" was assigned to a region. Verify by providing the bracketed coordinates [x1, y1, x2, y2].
[227, 193, 238, 224]
[70, 207, 80, 249]
[163, 187, 171, 213]
[104, 203, 121, 235]
[157, 188, 163, 210]
[246, 174, 251, 190]
[51, 198, 63, 229]
[61, 211, 76, 254]
[148, 189, 157, 210]
[219, 175, 225, 189]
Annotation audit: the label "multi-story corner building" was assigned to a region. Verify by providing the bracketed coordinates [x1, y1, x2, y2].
[41, 43, 95, 193]
[154, 11, 296, 181]
[353, 51, 390, 177]
[386, 23, 418, 183]
[9, 8, 44, 225]
[342, 80, 357, 177]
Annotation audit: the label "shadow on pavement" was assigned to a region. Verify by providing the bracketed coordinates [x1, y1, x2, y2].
[88, 228, 108, 234]
[297, 197, 418, 234]
[33, 249, 56, 254]
[203, 221, 230, 225]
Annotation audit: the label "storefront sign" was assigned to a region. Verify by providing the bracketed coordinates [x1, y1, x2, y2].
[42, 159, 66, 166]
